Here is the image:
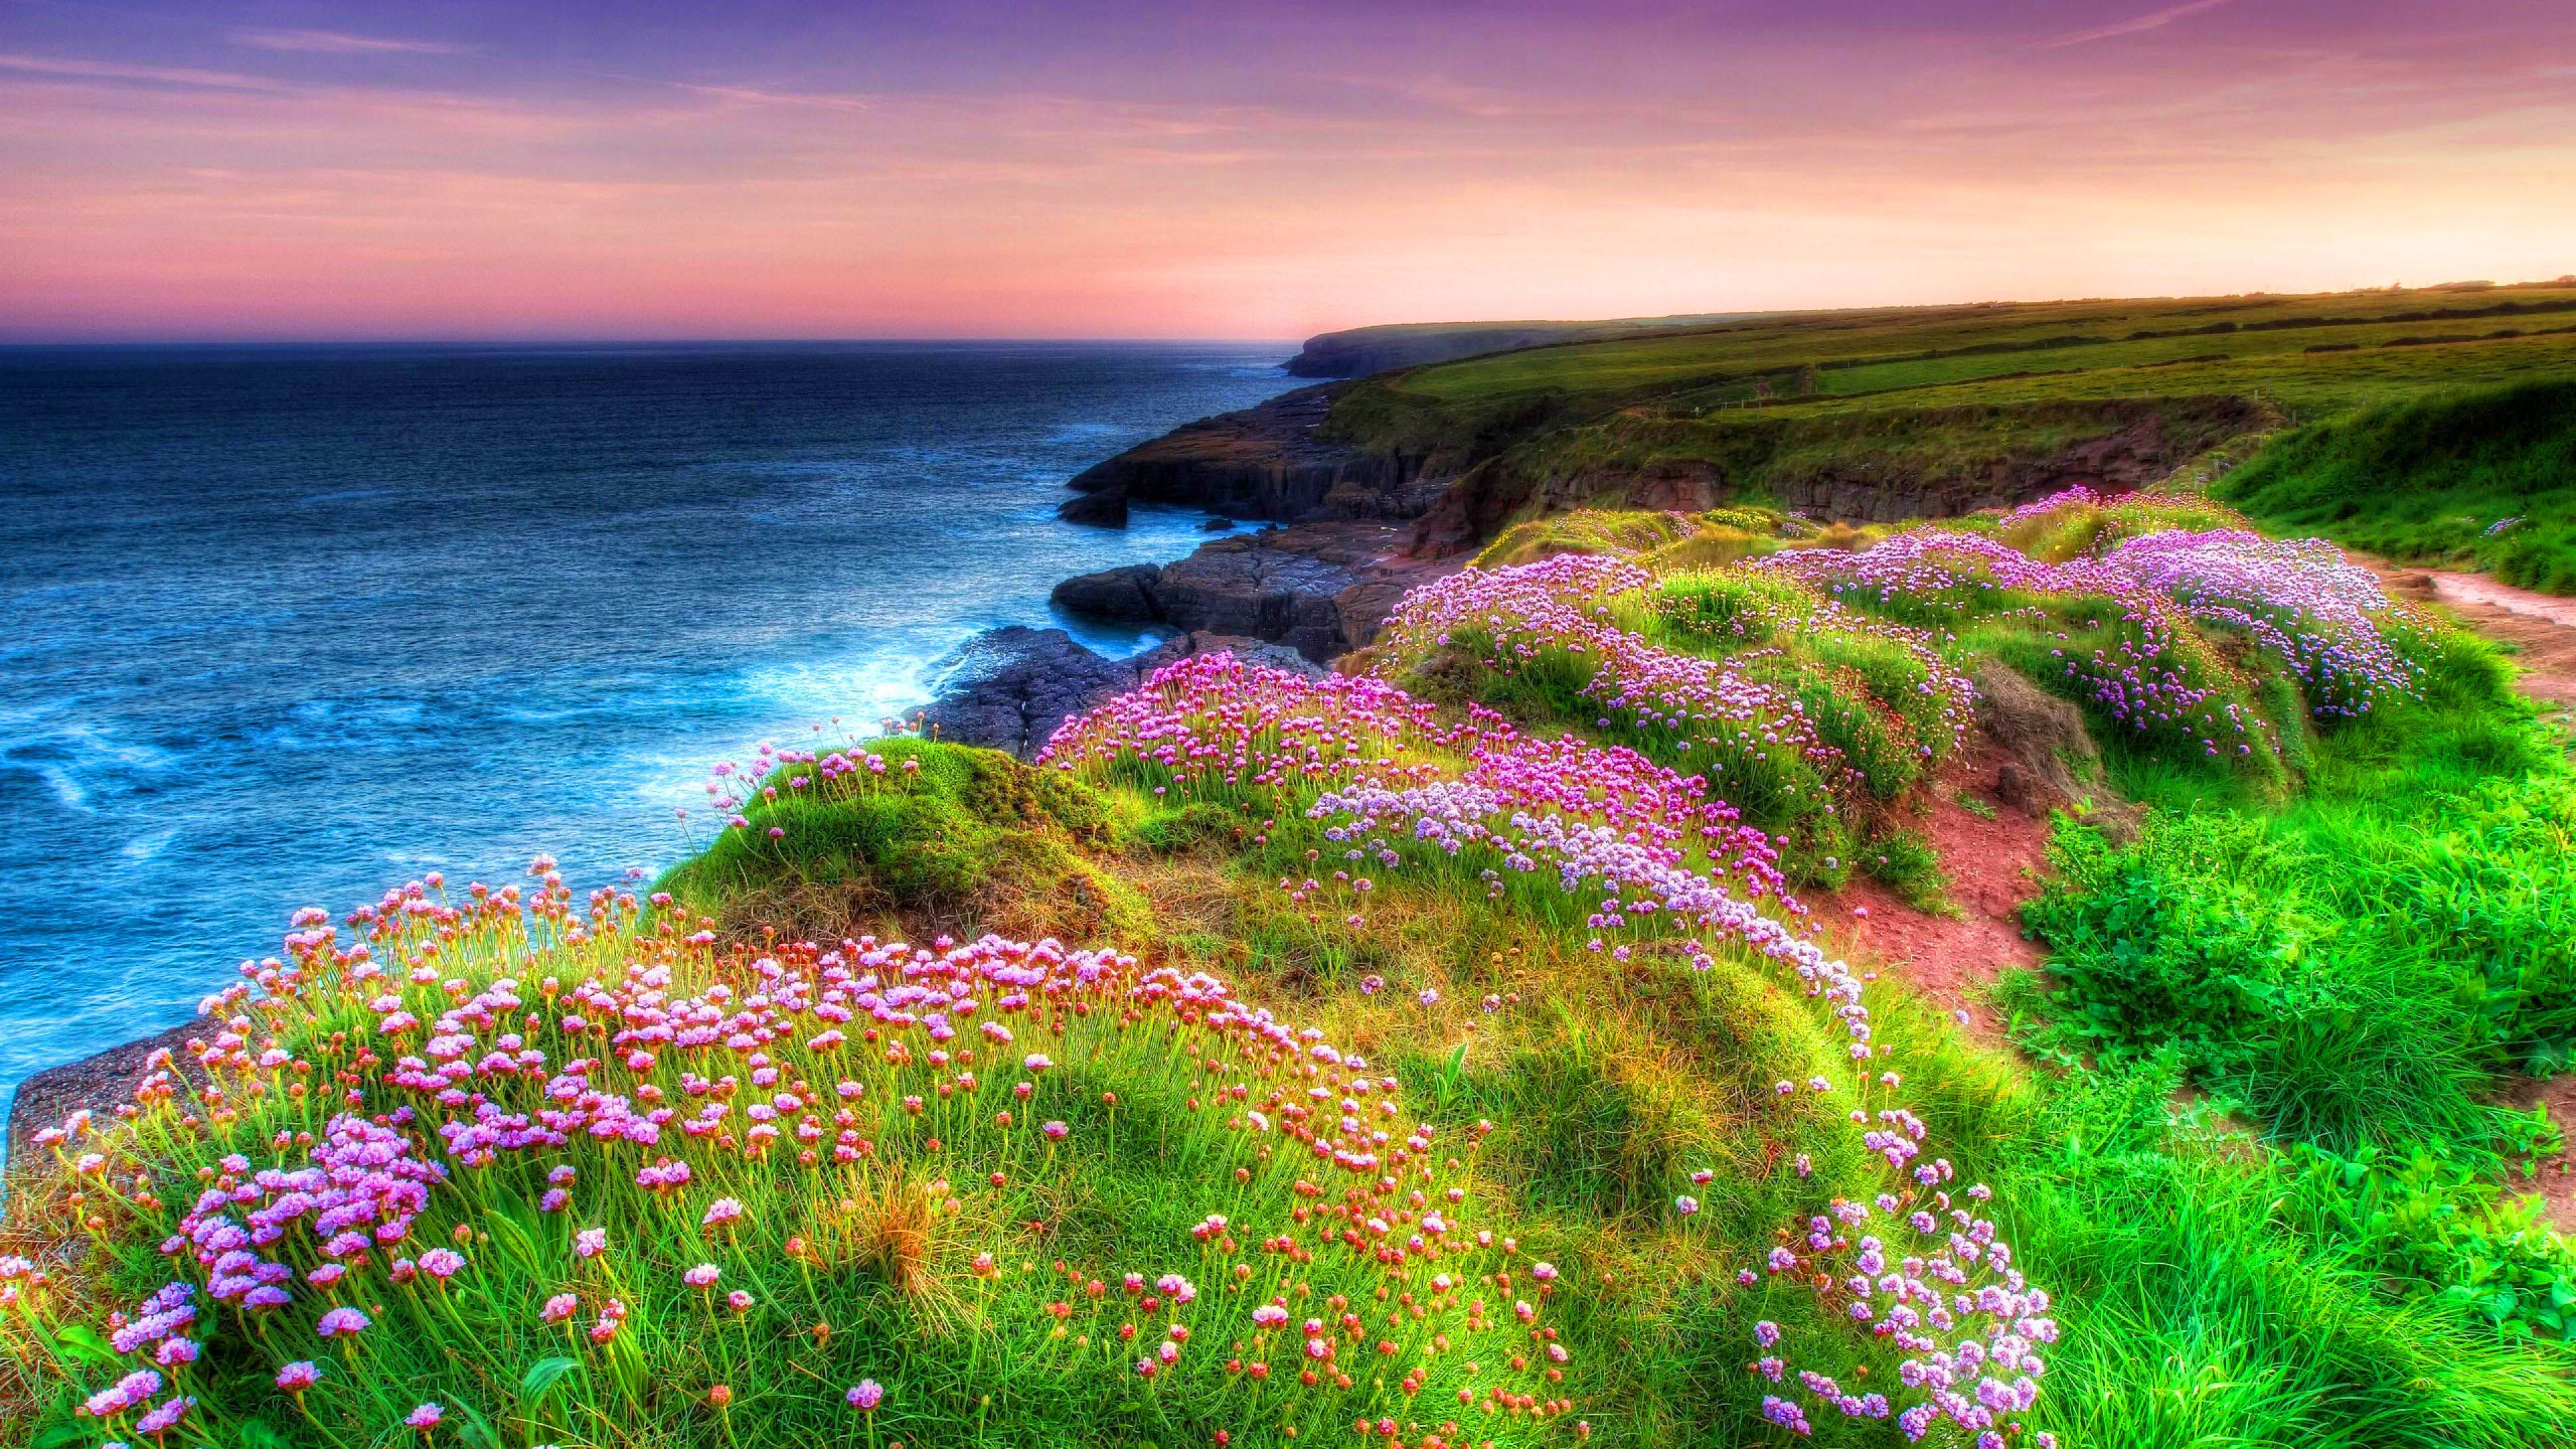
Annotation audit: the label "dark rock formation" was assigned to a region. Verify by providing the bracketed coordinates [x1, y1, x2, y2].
[1051, 521, 1464, 662]
[1054, 488, 1130, 527]
[1055, 386, 1442, 527]
[1049, 564, 1161, 621]
[913, 627, 1142, 759]
[8, 1020, 201, 1164]
[1199, 517, 1236, 532]
[916, 626, 1323, 758]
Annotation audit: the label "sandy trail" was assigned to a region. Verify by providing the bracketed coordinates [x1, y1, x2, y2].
[2370, 561, 2576, 713]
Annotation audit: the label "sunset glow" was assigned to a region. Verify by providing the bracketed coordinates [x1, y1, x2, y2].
[3, 0, 2573, 340]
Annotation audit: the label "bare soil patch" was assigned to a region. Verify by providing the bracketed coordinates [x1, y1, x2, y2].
[2512, 1073, 2576, 1235]
[1817, 748, 2058, 1044]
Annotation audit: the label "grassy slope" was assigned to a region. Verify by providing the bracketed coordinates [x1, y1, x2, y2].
[2218, 380, 2576, 592]
[677, 504, 2576, 1445]
[13, 498, 2576, 1447]
[1324, 284, 2576, 586]
[15, 287, 2576, 1447]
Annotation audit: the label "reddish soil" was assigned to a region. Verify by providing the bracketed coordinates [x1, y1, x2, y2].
[2513, 1073, 2576, 1235]
[1815, 747, 2057, 1044]
[2370, 561, 2576, 714]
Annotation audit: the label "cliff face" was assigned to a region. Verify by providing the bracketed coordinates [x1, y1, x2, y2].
[1051, 521, 1463, 662]
[1057, 385, 1442, 525]
[1400, 395, 2275, 552]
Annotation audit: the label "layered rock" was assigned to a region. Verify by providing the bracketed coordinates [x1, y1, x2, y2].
[1054, 386, 1441, 528]
[1050, 521, 1464, 662]
[1768, 400, 2270, 523]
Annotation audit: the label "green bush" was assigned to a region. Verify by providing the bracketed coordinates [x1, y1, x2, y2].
[2220, 379, 2576, 594]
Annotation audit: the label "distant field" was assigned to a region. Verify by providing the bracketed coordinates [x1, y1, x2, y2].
[1328, 282, 2576, 588]
[1381, 285, 2576, 409]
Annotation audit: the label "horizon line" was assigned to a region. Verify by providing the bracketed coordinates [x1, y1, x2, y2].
[0, 335, 1311, 350]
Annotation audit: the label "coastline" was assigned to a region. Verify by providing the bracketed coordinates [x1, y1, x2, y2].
[3, 383, 1417, 1165]
[0, 345, 1303, 1169]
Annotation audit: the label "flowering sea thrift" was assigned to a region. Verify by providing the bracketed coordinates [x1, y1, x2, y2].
[1049, 633, 2055, 1444]
[11, 873, 1570, 1448]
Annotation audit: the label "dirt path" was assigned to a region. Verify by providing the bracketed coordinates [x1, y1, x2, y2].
[2370, 561, 2576, 714]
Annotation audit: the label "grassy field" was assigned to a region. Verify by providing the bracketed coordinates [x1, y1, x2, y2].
[2218, 380, 2576, 592]
[13, 488, 2576, 1447]
[1326, 281, 2576, 590]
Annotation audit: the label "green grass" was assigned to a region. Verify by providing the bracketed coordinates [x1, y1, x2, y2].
[17, 482, 2576, 1447]
[2218, 380, 2576, 592]
[2008, 1060, 2576, 1448]
[1320, 280, 2576, 546]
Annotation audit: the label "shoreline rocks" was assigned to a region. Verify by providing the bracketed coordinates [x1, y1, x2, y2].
[1050, 521, 1463, 662]
[915, 626, 1325, 758]
[1052, 385, 1441, 529]
[7, 1020, 200, 1166]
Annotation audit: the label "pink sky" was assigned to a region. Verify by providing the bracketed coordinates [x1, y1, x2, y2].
[2, 1, 2571, 340]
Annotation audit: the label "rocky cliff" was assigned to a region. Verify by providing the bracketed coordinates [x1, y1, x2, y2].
[1051, 521, 1463, 663]
[1055, 385, 1442, 527]
[914, 625, 1326, 758]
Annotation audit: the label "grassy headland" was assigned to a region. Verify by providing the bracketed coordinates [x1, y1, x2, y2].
[1301, 281, 2576, 588]
[2216, 380, 2576, 592]
[11, 478, 2576, 1446]
[11, 280, 2576, 1447]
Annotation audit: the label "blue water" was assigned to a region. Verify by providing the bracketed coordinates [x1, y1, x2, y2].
[0, 341, 1293, 1134]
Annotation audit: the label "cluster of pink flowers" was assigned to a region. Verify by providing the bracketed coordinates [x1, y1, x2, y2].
[1751, 1179, 2058, 1446]
[1040, 650, 1469, 794]
[1049, 637, 2051, 1442]
[1997, 486, 2106, 530]
[1375, 554, 1874, 811]
[1756, 531, 2279, 757]
[694, 737, 892, 837]
[25, 862, 1571, 1448]
[2104, 529, 2424, 717]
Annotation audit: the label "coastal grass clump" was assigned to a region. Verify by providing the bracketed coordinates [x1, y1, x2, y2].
[1363, 554, 1974, 879]
[2217, 378, 2576, 593]
[2005, 1059, 2576, 1448]
[1042, 650, 2064, 1446]
[2012, 616, 2576, 1345]
[4, 873, 1578, 1449]
[660, 737, 1149, 945]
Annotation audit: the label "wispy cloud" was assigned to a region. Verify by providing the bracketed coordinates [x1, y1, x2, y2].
[0, 52, 283, 91]
[233, 29, 472, 57]
[2038, 0, 2233, 50]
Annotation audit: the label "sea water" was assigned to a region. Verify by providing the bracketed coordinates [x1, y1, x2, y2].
[0, 341, 1292, 1132]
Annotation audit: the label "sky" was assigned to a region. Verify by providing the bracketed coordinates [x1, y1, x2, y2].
[2, 1, 2573, 341]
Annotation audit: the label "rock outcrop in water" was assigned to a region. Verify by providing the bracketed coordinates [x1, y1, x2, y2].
[1053, 386, 1440, 527]
[916, 625, 1324, 757]
[1050, 521, 1463, 662]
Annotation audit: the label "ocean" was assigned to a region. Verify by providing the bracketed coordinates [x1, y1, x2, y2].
[0, 341, 1293, 1135]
